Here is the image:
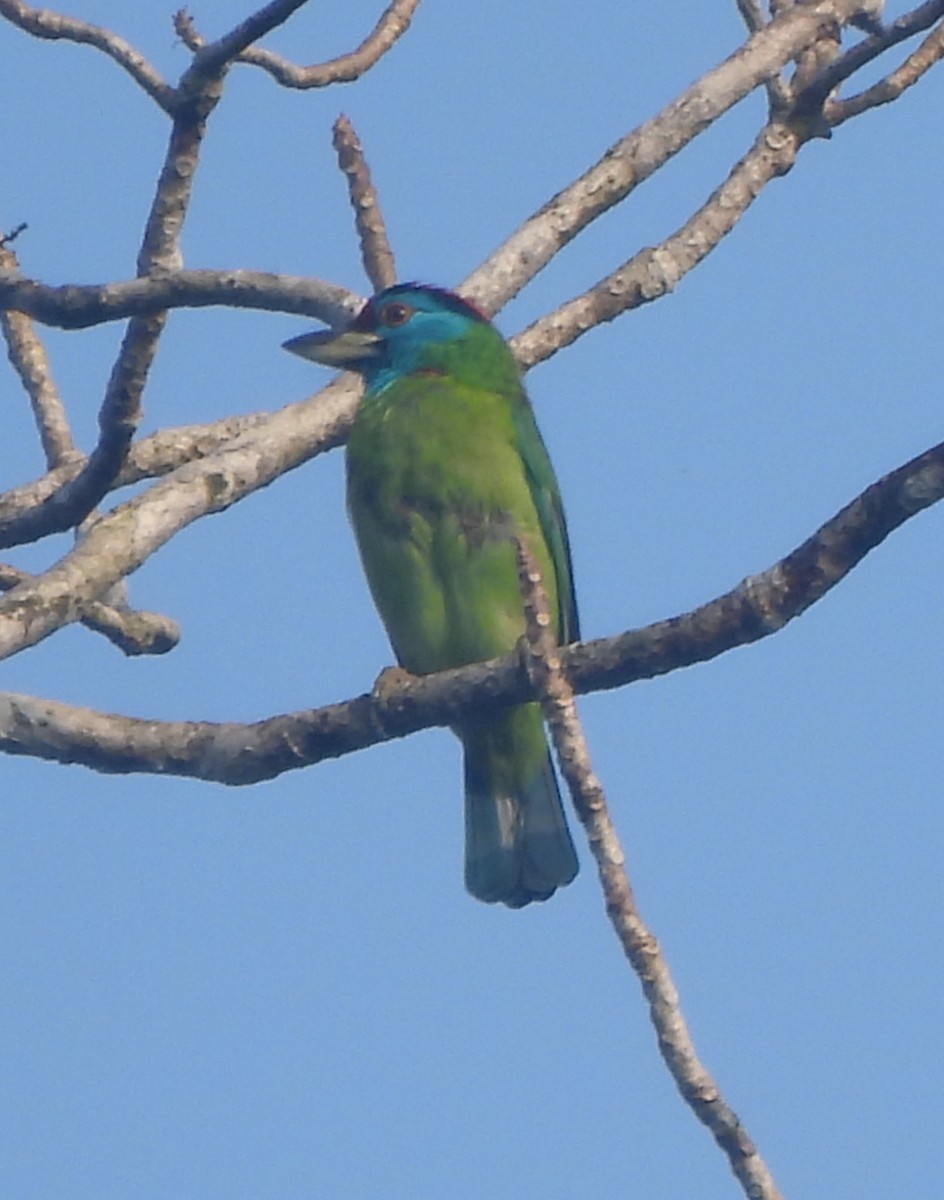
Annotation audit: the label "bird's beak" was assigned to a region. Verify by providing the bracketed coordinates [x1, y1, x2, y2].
[282, 328, 383, 369]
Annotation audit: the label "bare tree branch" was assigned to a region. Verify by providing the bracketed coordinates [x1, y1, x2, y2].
[828, 13, 944, 122]
[733, 0, 794, 110]
[0, 0, 938, 561]
[2, 0, 938, 562]
[0, 133, 196, 540]
[176, 0, 310, 88]
[0, 233, 180, 649]
[0, 563, 178, 655]
[515, 537, 784, 1200]
[0, 54, 301, 549]
[118, 412, 278, 483]
[512, 119, 804, 368]
[0, 236, 77, 469]
[333, 114, 397, 291]
[735, 0, 768, 33]
[0, 375, 360, 656]
[69, 95, 220, 520]
[0, 411, 277, 539]
[0, 378, 358, 555]
[510, 2, 943, 366]
[26, 3, 314, 548]
[461, 0, 885, 314]
[2, 2, 937, 363]
[0, 0, 176, 110]
[175, 0, 421, 89]
[0, 269, 360, 331]
[793, 0, 944, 120]
[1, 437, 941, 775]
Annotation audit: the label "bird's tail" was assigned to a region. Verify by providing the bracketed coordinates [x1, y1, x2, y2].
[461, 703, 579, 908]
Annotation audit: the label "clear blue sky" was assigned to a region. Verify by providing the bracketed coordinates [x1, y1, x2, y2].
[2, 3, 942, 1198]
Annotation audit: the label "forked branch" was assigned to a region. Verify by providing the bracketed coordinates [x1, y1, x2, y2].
[174, 0, 421, 89]
[0, 437, 941, 776]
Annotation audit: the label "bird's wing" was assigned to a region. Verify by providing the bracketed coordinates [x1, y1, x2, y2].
[512, 395, 580, 645]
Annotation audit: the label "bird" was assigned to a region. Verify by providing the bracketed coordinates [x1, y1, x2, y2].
[283, 283, 579, 907]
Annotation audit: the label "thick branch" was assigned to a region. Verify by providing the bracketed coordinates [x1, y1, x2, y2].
[0, 438, 941, 775]
[734, 0, 794, 110]
[735, 0, 768, 33]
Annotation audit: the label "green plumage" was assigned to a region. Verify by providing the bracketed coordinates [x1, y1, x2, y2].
[284, 284, 579, 907]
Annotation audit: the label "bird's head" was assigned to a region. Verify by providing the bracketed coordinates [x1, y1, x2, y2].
[283, 283, 517, 395]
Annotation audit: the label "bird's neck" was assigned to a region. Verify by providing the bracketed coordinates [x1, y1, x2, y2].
[366, 332, 521, 399]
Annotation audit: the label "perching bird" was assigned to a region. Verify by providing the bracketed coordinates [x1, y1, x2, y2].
[284, 283, 579, 907]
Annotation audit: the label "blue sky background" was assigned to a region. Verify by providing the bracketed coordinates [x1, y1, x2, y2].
[1, 3, 942, 1198]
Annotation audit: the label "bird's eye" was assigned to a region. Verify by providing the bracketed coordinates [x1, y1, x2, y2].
[380, 302, 413, 327]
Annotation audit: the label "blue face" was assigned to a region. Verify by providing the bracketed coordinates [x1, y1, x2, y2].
[353, 285, 487, 392]
[282, 283, 502, 393]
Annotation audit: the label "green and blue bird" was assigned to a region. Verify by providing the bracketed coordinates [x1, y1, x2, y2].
[284, 283, 579, 907]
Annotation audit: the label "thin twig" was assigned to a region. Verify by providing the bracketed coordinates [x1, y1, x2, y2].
[0, 238, 77, 468]
[36, 116, 204, 536]
[0, 222, 27, 246]
[177, 0, 310, 88]
[176, 0, 420, 89]
[0, 0, 175, 111]
[791, 0, 944, 119]
[828, 15, 944, 123]
[333, 114, 397, 291]
[0, 270, 360, 332]
[0, 563, 178, 655]
[514, 537, 784, 1200]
